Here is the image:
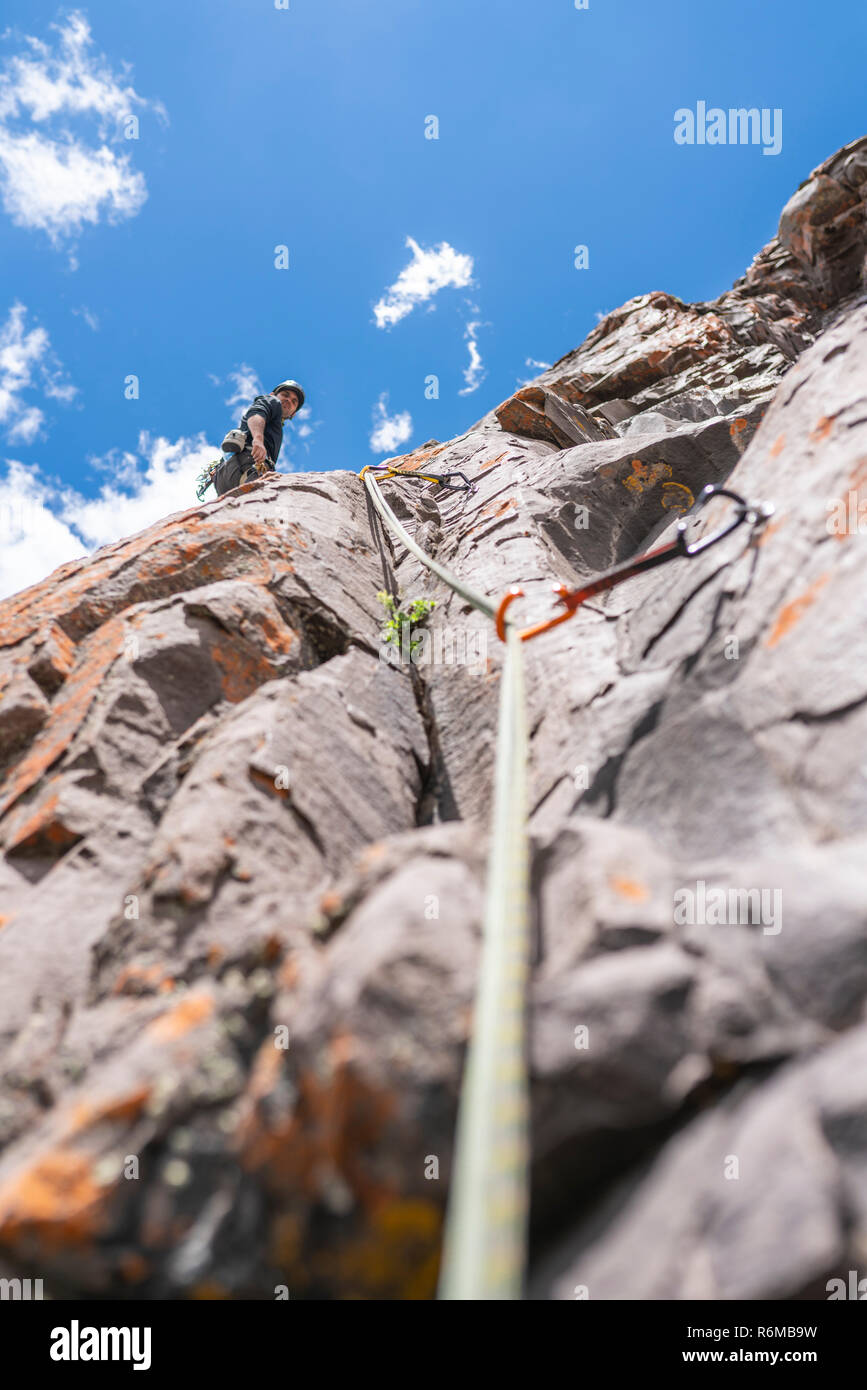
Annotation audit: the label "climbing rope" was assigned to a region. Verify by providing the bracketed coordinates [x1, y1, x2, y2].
[363, 466, 530, 1299]
[438, 619, 530, 1300]
[360, 468, 773, 1300]
[362, 466, 496, 621]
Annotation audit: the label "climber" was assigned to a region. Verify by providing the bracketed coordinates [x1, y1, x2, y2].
[209, 379, 306, 498]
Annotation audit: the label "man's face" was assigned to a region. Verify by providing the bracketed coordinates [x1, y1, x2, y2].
[277, 390, 301, 420]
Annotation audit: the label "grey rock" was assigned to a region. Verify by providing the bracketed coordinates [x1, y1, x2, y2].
[1, 137, 866, 1300]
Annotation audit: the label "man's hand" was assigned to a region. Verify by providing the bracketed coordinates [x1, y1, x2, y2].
[247, 415, 268, 467]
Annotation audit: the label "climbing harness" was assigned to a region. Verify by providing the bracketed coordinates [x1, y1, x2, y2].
[361, 462, 476, 494]
[495, 485, 775, 642]
[196, 452, 276, 501]
[361, 468, 772, 1300]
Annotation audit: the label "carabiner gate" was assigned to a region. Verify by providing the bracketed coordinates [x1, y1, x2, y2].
[676, 484, 774, 556]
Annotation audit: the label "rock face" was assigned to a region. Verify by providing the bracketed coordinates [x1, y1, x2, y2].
[1, 137, 866, 1301]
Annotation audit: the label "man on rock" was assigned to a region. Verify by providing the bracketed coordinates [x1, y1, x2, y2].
[213, 379, 306, 496]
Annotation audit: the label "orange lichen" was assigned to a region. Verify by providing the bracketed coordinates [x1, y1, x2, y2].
[0, 1152, 111, 1252]
[118, 1251, 150, 1284]
[326, 1198, 442, 1300]
[358, 842, 387, 869]
[622, 459, 672, 496]
[236, 1033, 396, 1210]
[4, 791, 82, 855]
[810, 415, 836, 443]
[191, 1281, 231, 1299]
[477, 497, 518, 521]
[278, 956, 301, 991]
[755, 515, 786, 547]
[112, 964, 172, 997]
[0, 617, 126, 821]
[249, 767, 290, 800]
[609, 876, 650, 901]
[147, 991, 215, 1042]
[660, 481, 694, 513]
[67, 1084, 152, 1138]
[261, 935, 283, 964]
[210, 637, 277, 703]
[766, 574, 830, 647]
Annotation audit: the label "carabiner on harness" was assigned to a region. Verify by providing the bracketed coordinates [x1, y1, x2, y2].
[496, 484, 774, 643]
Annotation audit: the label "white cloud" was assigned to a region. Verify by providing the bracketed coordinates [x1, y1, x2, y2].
[0, 13, 164, 247]
[0, 302, 76, 443]
[221, 363, 262, 409]
[459, 318, 487, 396]
[0, 459, 87, 599]
[369, 394, 412, 454]
[373, 237, 474, 329]
[0, 432, 216, 600]
[86, 445, 144, 486]
[288, 405, 321, 454]
[0, 419, 331, 599]
[61, 433, 216, 548]
[0, 130, 147, 242]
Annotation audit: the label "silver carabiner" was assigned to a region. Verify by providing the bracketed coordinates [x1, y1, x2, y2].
[676, 484, 774, 557]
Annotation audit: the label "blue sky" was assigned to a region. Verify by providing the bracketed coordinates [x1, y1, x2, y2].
[0, 0, 864, 596]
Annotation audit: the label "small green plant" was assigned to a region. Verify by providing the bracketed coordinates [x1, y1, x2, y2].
[377, 590, 436, 654]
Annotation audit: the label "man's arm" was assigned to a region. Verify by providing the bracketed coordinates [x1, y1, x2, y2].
[246, 412, 268, 468]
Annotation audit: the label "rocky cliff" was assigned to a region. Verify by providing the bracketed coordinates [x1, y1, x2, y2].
[1, 136, 866, 1300]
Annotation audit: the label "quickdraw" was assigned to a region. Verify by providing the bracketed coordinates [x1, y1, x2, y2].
[495, 484, 774, 642]
[360, 462, 476, 494]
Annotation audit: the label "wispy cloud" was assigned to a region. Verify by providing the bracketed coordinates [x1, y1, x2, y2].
[373, 237, 474, 329]
[0, 301, 76, 443]
[459, 316, 487, 396]
[369, 393, 412, 454]
[293, 405, 321, 452]
[0, 12, 165, 250]
[219, 363, 262, 409]
[518, 355, 553, 384]
[72, 305, 99, 331]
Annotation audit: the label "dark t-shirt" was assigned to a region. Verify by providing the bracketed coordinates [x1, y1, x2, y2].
[240, 394, 284, 463]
